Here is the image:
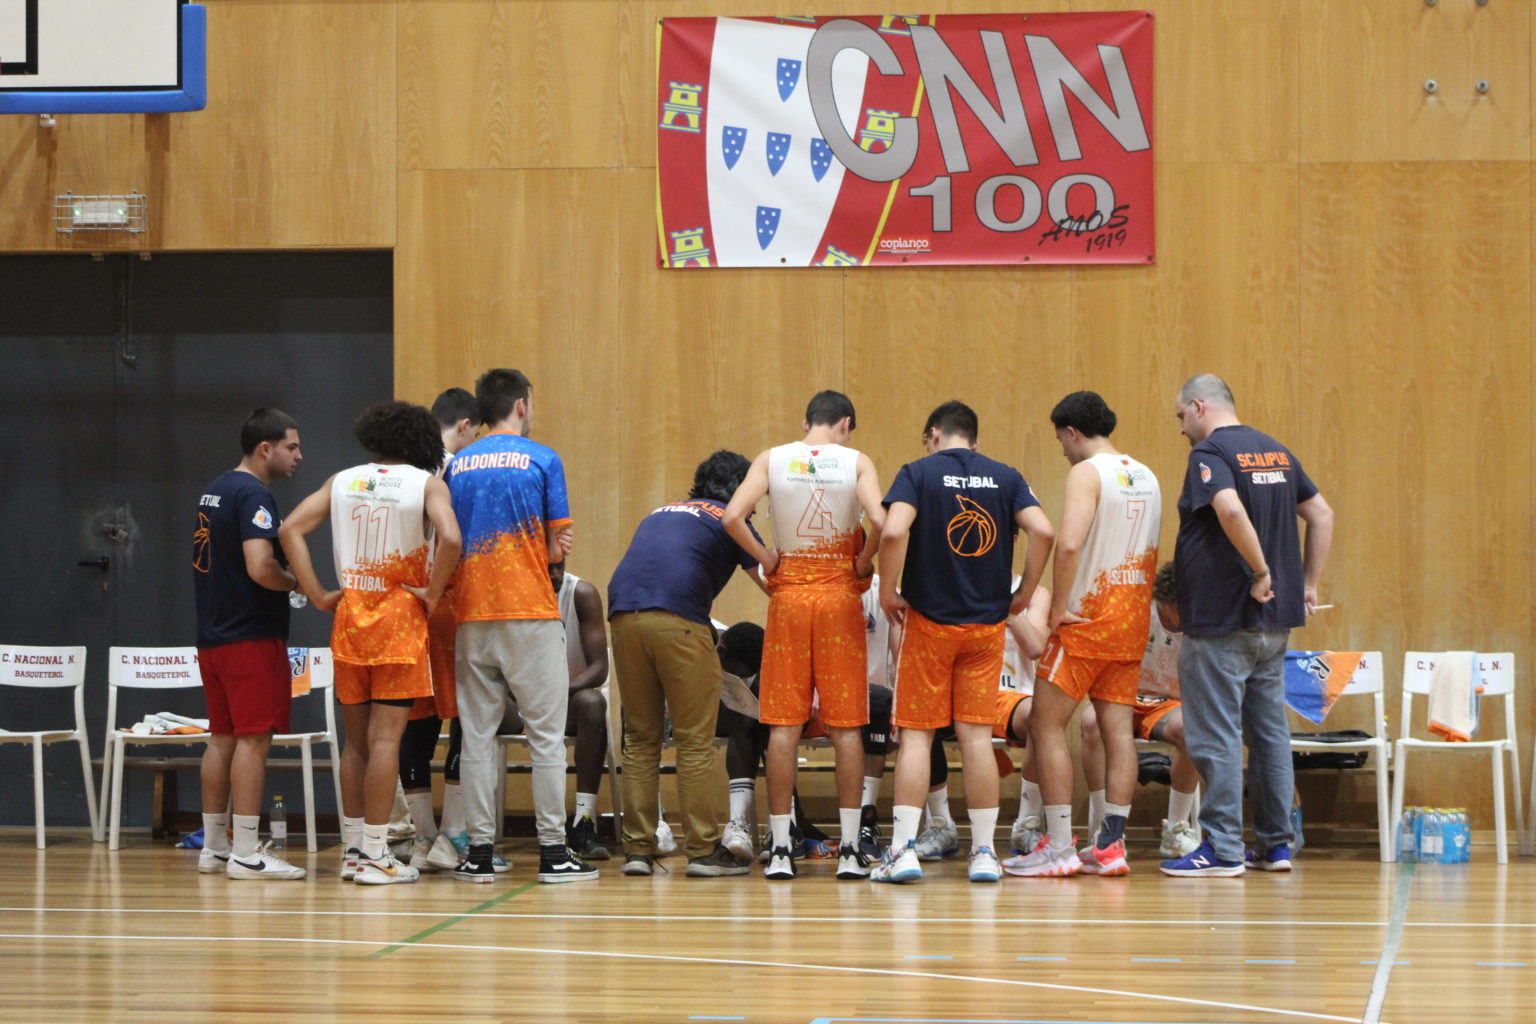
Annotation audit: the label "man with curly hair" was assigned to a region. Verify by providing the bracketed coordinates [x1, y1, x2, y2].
[281, 401, 462, 885]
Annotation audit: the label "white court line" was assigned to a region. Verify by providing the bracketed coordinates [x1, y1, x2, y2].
[0, 931, 1368, 1023]
[0, 906, 1530, 929]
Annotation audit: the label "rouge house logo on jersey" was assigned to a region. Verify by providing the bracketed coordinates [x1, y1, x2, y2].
[657, 12, 1154, 268]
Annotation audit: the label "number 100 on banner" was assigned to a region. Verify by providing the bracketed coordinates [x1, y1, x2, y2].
[656, 12, 1153, 268]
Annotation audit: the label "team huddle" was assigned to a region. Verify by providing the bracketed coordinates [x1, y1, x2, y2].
[191, 370, 1332, 886]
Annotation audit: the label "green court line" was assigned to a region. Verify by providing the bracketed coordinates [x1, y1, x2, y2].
[365, 882, 536, 959]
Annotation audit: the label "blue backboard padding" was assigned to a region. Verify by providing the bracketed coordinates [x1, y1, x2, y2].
[0, 5, 206, 114]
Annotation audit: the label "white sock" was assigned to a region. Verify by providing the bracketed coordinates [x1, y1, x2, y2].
[342, 815, 365, 853]
[389, 782, 411, 826]
[925, 787, 951, 827]
[574, 791, 597, 823]
[728, 778, 755, 823]
[231, 814, 260, 859]
[768, 813, 793, 852]
[969, 806, 999, 854]
[405, 791, 437, 840]
[1087, 789, 1106, 842]
[202, 812, 230, 854]
[839, 806, 861, 850]
[363, 822, 389, 860]
[1168, 787, 1197, 826]
[439, 784, 464, 836]
[1044, 804, 1072, 849]
[860, 775, 882, 809]
[891, 805, 923, 849]
[1016, 779, 1043, 823]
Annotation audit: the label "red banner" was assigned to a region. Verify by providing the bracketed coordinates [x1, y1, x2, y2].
[656, 12, 1154, 268]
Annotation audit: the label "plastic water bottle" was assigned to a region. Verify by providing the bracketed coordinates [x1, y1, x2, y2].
[1453, 809, 1470, 863]
[1423, 809, 1443, 862]
[270, 794, 288, 852]
[1398, 808, 1418, 863]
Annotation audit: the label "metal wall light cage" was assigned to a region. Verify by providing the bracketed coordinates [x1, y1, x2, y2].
[54, 191, 148, 235]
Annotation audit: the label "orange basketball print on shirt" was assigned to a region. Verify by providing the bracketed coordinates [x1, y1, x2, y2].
[946, 495, 997, 556]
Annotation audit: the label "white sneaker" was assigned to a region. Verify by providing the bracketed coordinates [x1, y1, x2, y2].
[424, 832, 461, 872]
[198, 847, 230, 874]
[1160, 819, 1201, 858]
[1011, 814, 1044, 855]
[408, 836, 439, 872]
[1002, 839, 1081, 878]
[722, 819, 755, 862]
[869, 840, 923, 884]
[340, 846, 361, 880]
[914, 819, 960, 861]
[763, 845, 797, 880]
[227, 842, 307, 880]
[356, 850, 420, 885]
[656, 818, 678, 856]
[835, 843, 872, 880]
[968, 846, 1002, 883]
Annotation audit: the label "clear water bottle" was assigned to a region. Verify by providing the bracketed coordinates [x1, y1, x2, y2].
[1424, 809, 1443, 862]
[270, 794, 288, 852]
[1454, 809, 1471, 863]
[1290, 803, 1305, 852]
[1398, 807, 1419, 863]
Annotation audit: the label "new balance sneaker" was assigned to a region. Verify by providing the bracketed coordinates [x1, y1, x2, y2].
[1079, 837, 1129, 877]
[1245, 844, 1293, 872]
[226, 842, 307, 880]
[1160, 839, 1245, 877]
[622, 853, 656, 876]
[537, 844, 599, 884]
[869, 840, 923, 884]
[914, 819, 960, 861]
[836, 843, 872, 880]
[763, 845, 797, 880]
[685, 843, 751, 877]
[430, 831, 510, 873]
[453, 843, 497, 884]
[355, 850, 421, 885]
[1003, 840, 1081, 878]
[408, 836, 439, 872]
[655, 818, 678, 856]
[968, 846, 1002, 883]
[197, 847, 230, 874]
[721, 819, 755, 862]
[1159, 819, 1201, 859]
[340, 846, 361, 880]
[1010, 814, 1045, 856]
[567, 814, 611, 861]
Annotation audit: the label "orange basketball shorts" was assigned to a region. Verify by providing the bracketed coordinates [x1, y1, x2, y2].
[892, 610, 1005, 731]
[412, 587, 459, 720]
[994, 689, 1031, 743]
[1133, 697, 1181, 741]
[336, 634, 433, 706]
[1035, 633, 1140, 706]
[759, 586, 868, 728]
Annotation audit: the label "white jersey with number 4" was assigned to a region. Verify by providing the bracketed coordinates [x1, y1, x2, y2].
[1060, 452, 1161, 661]
[768, 441, 864, 586]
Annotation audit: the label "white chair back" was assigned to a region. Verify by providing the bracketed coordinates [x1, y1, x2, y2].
[0, 645, 87, 689]
[0, 645, 99, 847]
[1401, 652, 1516, 696]
[1340, 651, 1384, 695]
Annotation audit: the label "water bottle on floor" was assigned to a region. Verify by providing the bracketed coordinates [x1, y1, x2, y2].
[270, 794, 288, 852]
[1398, 807, 1418, 863]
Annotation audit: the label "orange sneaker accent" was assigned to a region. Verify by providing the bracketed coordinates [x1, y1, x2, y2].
[1080, 837, 1129, 876]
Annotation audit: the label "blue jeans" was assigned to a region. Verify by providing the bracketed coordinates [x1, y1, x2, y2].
[1178, 630, 1294, 862]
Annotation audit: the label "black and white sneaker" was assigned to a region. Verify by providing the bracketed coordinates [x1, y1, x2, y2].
[567, 814, 611, 861]
[836, 843, 872, 879]
[763, 844, 797, 880]
[538, 844, 599, 884]
[858, 805, 883, 861]
[453, 843, 497, 884]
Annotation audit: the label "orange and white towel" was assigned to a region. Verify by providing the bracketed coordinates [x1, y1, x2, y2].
[1427, 651, 1480, 742]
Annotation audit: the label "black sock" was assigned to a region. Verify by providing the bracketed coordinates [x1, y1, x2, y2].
[1098, 813, 1128, 848]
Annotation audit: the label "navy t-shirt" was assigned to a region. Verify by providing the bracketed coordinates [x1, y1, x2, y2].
[1174, 424, 1318, 635]
[607, 499, 759, 626]
[883, 449, 1039, 625]
[193, 470, 291, 647]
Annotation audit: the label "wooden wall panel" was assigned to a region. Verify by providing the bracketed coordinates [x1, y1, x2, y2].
[0, 117, 136, 250]
[400, 1, 623, 171]
[1300, 0, 1531, 163]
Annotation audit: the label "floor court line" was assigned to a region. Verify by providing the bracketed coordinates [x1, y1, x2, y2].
[0, 931, 1370, 1023]
[1361, 862, 1414, 1024]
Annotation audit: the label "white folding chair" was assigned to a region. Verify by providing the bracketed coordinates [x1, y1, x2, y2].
[0, 644, 101, 848]
[101, 646, 207, 850]
[1390, 652, 1524, 864]
[1288, 651, 1391, 861]
[271, 648, 343, 853]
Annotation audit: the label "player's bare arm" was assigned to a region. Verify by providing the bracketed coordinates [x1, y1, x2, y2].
[1008, 584, 1053, 662]
[722, 450, 777, 575]
[877, 501, 915, 625]
[276, 474, 341, 612]
[1047, 461, 1098, 631]
[853, 452, 885, 577]
[402, 476, 461, 616]
[570, 580, 610, 693]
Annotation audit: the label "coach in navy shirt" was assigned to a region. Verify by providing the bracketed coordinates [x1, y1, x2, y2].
[1161, 375, 1334, 878]
[608, 450, 766, 876]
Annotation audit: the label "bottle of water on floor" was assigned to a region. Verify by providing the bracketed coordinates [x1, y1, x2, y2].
[1398, 807, 1418, 863]
[270, 794, 288, 852]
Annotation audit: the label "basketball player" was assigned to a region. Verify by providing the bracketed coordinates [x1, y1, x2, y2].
[194, 408, 307, 880]
[547, 558, 612, 859]
[1010, 391, 1160, 879]
[723, 390, 886, 881]
[873, 401, 1054, 884]
[280, 401, 461, 885]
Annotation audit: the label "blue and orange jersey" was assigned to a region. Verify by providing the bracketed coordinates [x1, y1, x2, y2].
[447, 431, 571, 622]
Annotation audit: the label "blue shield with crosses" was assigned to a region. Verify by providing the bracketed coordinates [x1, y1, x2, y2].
[756, 206, 781, 250]
[721, 125, 746, 169]
[766, 132, 790, 177]
[776, 58, 801, 101]
[810, 138, 832, 182]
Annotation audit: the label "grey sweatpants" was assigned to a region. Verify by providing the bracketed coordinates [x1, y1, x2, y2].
[456, 618, 568, 847]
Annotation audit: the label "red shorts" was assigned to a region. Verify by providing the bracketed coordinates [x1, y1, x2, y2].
[759, 586, 869, 728]
[1133, 698, 1181, 741]
[994, 690, 1030, 743]
[1035, 634, 1140, 705]
[199, 637, 291, 736]
[892, 610, 1004, 731]
[412, 592, 459, 720]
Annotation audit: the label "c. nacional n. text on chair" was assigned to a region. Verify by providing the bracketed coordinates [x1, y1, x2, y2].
[271, 647, 343, 852]
[1390, 652, 1524, 864]
[1287, 650, 1392, 861]
[0, 644, 101, 848]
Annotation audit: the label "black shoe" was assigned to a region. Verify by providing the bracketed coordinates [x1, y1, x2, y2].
[858, 806, 882, 860]
[621, 853, 655, 876]
[538, 844, 599, 884]
[567, 814, 611, 861]
[685, 842, 751, 877]
[764, 845, 797, 880]
[453, 843, 497, 884]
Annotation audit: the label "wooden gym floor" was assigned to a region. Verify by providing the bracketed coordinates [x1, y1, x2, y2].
[0, 833, 1530, 1023]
